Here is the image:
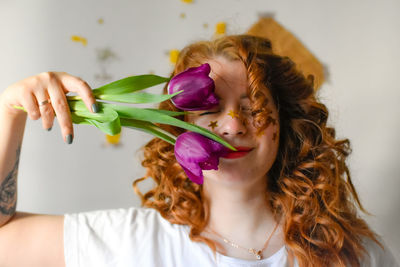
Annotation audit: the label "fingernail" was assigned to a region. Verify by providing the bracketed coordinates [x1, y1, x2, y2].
[47, 127, 52, 131]
[66, 134, 73, 145]
[92, 103, 99, 113]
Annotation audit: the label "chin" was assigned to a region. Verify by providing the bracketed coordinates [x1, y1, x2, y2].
[204, 169, 265, 187]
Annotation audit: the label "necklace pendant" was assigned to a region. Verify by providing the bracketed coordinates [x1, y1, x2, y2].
[248, 248, 262, 260]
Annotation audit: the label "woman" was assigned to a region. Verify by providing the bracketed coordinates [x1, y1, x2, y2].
[0, 35, 397, 266]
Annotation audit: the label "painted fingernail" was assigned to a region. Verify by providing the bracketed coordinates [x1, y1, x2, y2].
[92, 103, 99, 113]
[66, 134, 73, 145]
[47, 127, 52, 131]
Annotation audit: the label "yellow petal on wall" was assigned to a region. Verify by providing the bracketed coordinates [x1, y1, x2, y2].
[71, 35, 88, 46]
[215, 22, 226, 35]
[98, 18, 104, 24]
[106, 132, 121, 145]
[181, 0, 193, 3]
[169, 49, 180, 64]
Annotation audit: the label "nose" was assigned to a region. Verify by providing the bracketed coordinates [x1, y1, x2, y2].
[216, 110, 247, 137]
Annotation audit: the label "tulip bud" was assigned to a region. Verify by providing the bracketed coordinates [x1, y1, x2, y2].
[167, 63, 219, 110]
[174, 132, 229, 184]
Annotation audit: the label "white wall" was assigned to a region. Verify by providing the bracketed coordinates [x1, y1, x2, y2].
[1, 0, 399, 260]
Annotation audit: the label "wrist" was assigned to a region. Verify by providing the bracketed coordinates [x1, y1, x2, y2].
[0, 94, 27, 119]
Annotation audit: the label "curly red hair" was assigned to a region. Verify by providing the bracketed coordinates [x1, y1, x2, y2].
[133, 35, 382, 266]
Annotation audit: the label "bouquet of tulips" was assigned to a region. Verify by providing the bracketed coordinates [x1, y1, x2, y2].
[20, 64, 235, 184]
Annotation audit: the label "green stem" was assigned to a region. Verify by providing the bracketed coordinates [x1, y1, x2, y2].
[67, 95, 83, 101]
[12, 105, 26, 112]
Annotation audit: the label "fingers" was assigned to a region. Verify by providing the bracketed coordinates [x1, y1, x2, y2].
[21, 92, 42, 121]
[57, 72, 98, 113]
[35, 91, 55, 131]
[36, 72, 98, 144]
[4, 71, 98, 145]
[41, 72, 74, 144]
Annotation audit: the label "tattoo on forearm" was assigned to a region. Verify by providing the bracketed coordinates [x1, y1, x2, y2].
[0, 146, 20, 216]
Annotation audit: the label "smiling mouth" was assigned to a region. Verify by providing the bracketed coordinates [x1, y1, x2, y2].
[221, 146, 253, 159]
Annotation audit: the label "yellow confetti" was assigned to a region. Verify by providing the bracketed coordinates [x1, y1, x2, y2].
[227, 110, 239, 119]
[215, 22, 226, 35]
[71, 35, 88, 46]
[203, 23, 209, 29]
[181, 0, 193, 3]
[106, 132, 121, 145]
[98, 18, 104, 24]
[208, 120, 218, 130]
[180, 13, 186, 19]
[169, 49, 180, 64]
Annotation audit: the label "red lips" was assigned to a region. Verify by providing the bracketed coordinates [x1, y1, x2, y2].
[221, 146, 253, 159]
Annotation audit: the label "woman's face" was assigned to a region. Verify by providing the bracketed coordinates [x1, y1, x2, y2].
[186, 57, 280, 188]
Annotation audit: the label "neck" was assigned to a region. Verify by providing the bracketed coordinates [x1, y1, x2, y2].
[203, 177, 278, 243]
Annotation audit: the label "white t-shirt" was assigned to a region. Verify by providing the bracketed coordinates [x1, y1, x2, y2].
[63, 207, 398, 267]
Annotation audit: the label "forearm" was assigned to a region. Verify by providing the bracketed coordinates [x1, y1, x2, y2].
[0, 96, 27, 226]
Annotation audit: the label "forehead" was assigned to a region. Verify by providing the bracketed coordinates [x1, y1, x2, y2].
[206, 57, 249, 99]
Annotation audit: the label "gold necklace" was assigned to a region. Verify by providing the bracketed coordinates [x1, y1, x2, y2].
[208, 221, 280, 260]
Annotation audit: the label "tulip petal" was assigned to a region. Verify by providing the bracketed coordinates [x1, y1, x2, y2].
[174, 132, 229, 185]
[181, 165, 204, 185]
[168, 63, 219, 111]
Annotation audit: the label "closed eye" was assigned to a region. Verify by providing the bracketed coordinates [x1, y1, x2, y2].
[199, 111, 219, 116]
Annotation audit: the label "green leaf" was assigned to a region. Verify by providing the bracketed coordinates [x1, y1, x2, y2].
[97, 90, 182, 104]
[143, 108, 189, 117]
[92, 74, 170, 96]
[101, 103, 236, 151]
[120, 118, 176, 145]
[69, 101, 121, 136]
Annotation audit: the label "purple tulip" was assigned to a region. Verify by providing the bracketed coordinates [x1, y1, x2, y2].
[174, 132, 229, 184]
[167, 63, 219, 110]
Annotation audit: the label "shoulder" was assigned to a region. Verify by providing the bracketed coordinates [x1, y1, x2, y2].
[64, 207, 191, 266]
[359, 236, 399, 267]
[64, 206, 184, 234]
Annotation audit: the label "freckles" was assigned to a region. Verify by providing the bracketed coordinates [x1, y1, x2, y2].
[272, 132, 278, 141]
[254, 104, 279, 141]
[264, 100, 279, 141]
[272, 123, 280, 142]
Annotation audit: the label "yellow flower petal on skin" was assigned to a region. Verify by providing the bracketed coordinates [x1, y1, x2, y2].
[181, 0, 193, 3]
[106, 132, 121, 145]
[169, 49, 180, 64]
[215, 22, 226, 35]
[227, 110, 239, 118]
[208, 120, 218, 130]
[71, 35, 88, 46]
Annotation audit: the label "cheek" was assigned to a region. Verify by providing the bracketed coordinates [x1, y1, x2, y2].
[256, 121, 279, 140]
[188, 115, 215, 128]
